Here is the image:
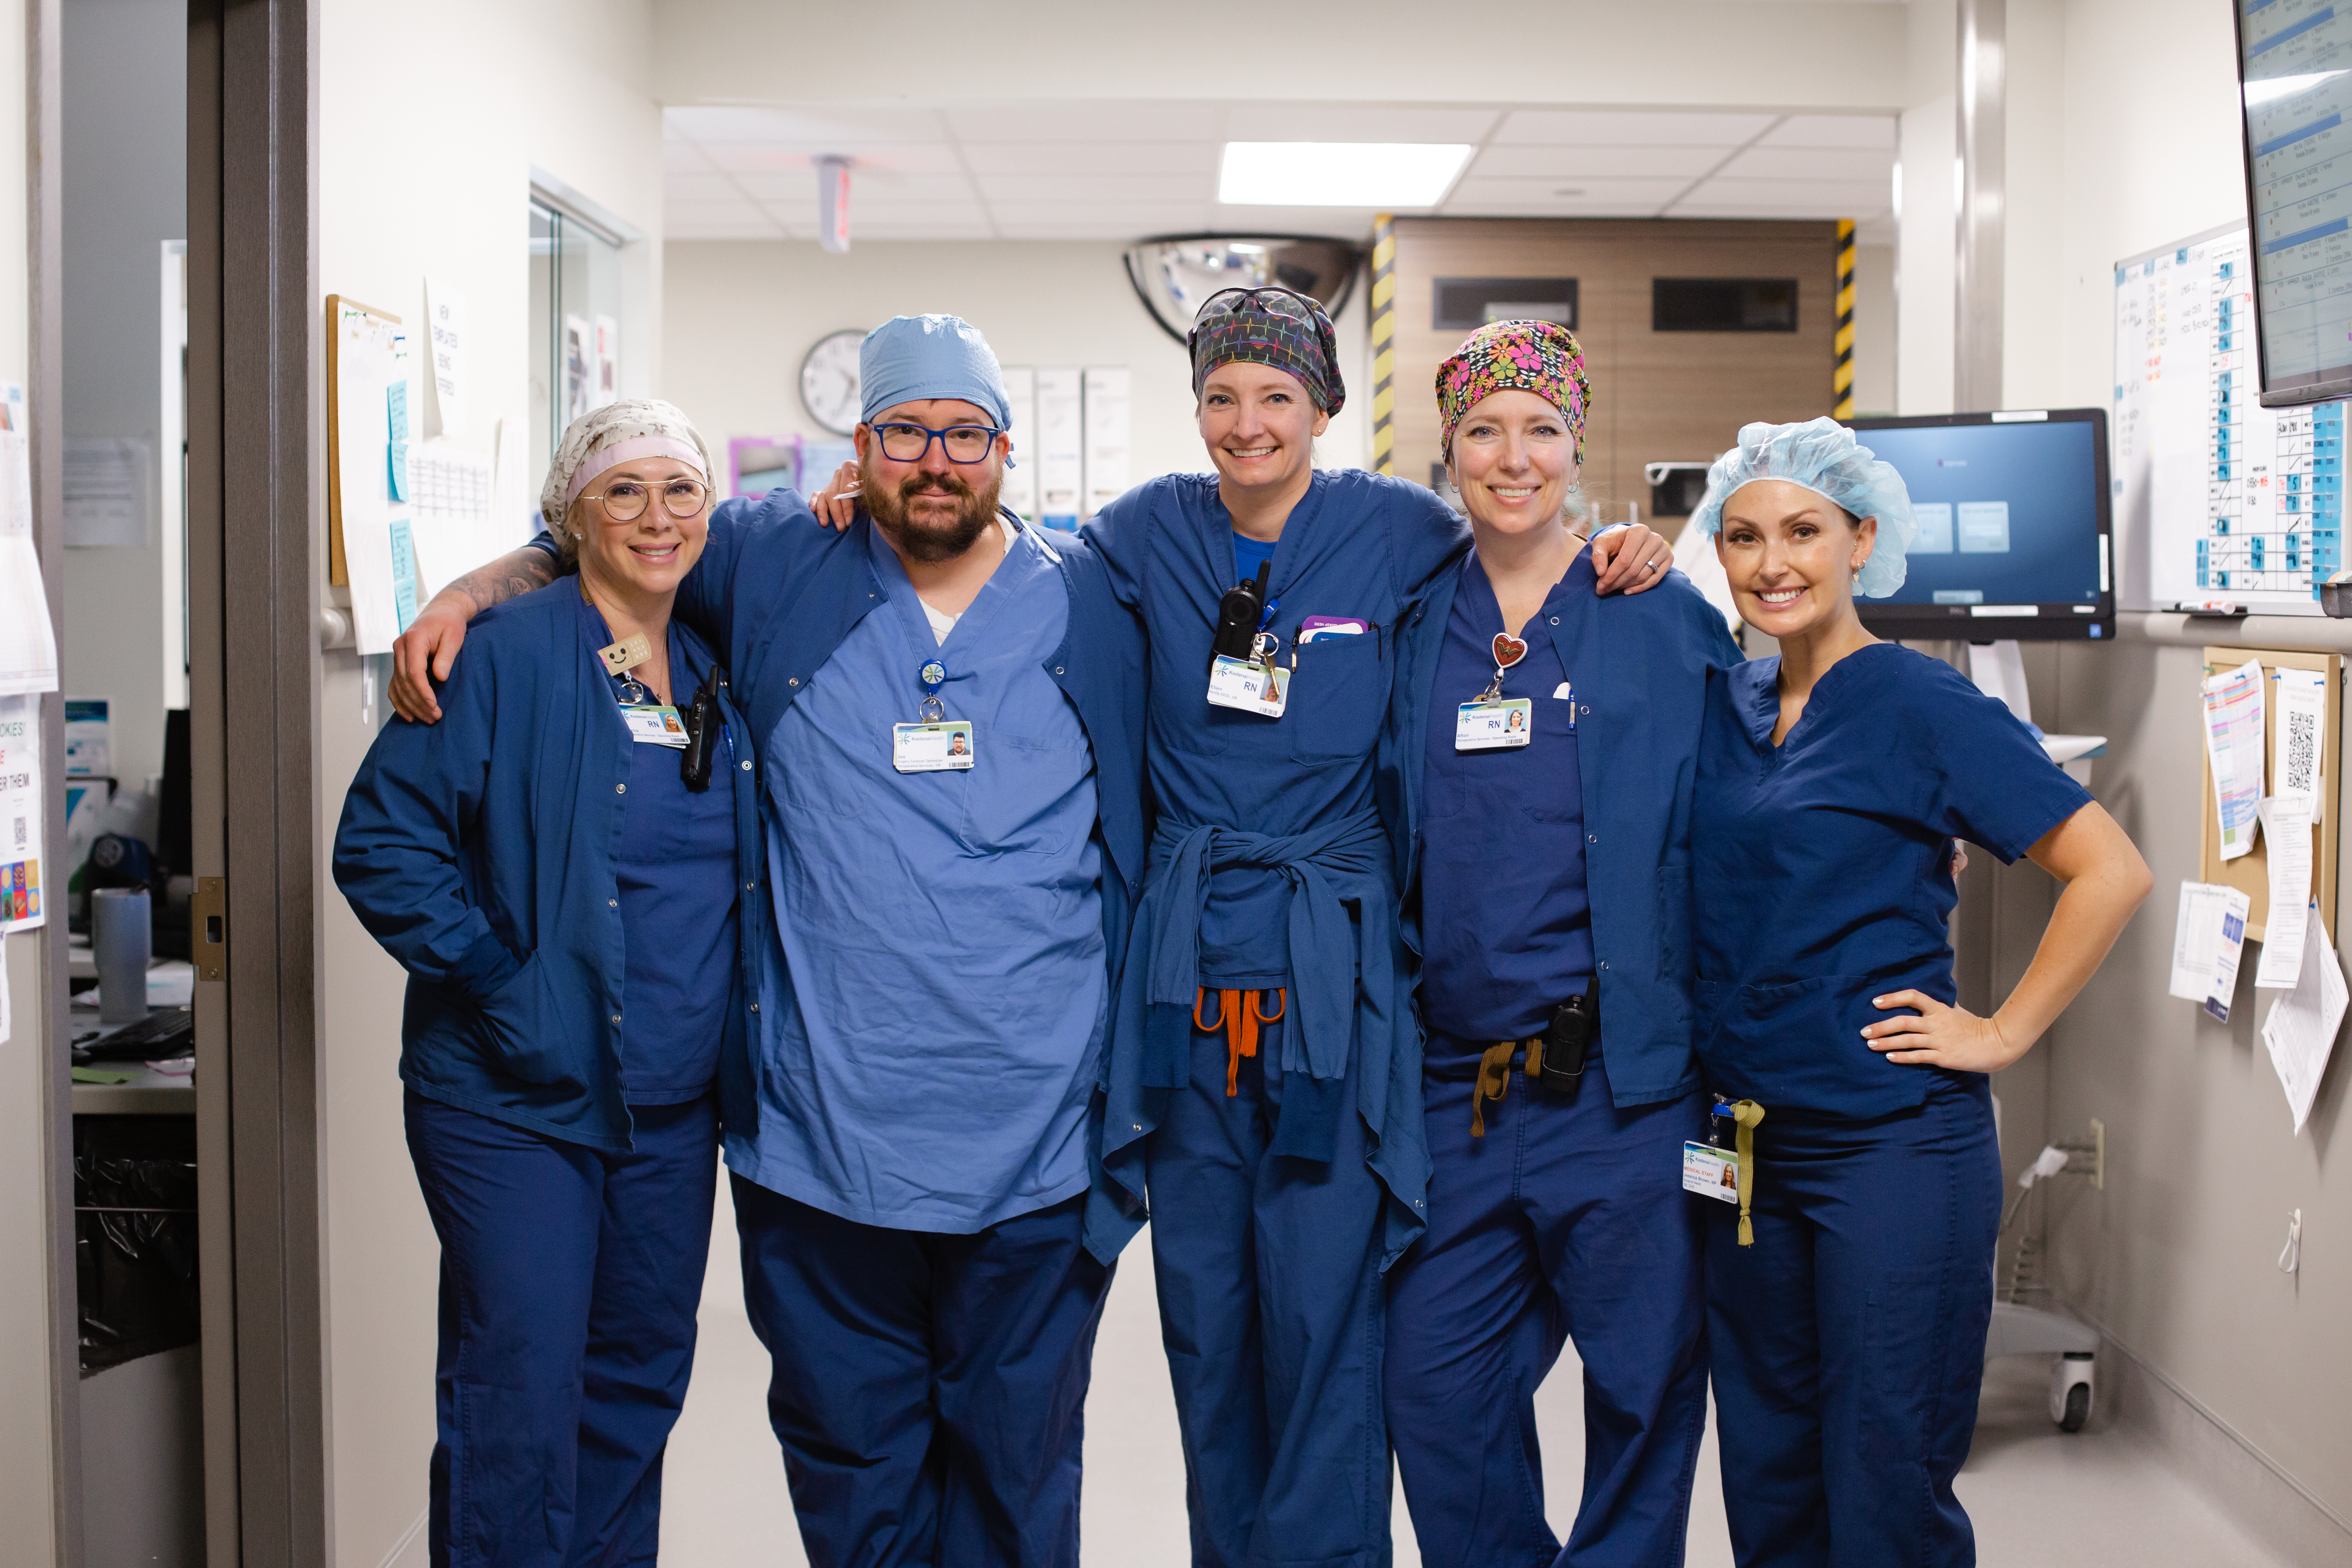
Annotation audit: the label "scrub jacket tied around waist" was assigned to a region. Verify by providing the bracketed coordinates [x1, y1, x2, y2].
[1386, 549, 1744, 1109]
[334, 583, 766, 1152]
[583, 492, 1148, 1262]
[1692, 642, 2093, 1118]
[1081, 468, 1469, 1266]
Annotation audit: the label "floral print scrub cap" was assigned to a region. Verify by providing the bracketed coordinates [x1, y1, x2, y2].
[1187, 287, 1346, 414]
[1688, 417, 1920, 598]
[1436, 319, 1593, 463]
[541, 398, 714, 530]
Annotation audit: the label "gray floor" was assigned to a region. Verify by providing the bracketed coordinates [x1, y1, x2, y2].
[656, 1179, 2302, 1566]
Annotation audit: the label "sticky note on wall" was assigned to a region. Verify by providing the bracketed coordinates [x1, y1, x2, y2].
[389, 441, 409, 502]
[388, 380, 409, 441]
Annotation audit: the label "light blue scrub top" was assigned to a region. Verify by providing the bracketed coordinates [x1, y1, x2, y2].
[725, 523, 1108, 1233]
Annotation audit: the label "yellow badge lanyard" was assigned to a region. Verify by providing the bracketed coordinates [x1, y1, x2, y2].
[1713, 1096, 1768, 1245]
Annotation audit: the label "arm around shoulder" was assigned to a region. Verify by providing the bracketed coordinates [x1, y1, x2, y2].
[388, 539, 559, 723]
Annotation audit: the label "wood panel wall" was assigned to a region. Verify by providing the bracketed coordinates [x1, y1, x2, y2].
[1389, 218, 1841, 525]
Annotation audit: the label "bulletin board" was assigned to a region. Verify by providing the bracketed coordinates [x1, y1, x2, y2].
[326, 295, 400, 586]
[326, 295, 416, 654]
[2199, 644, 2343, 942]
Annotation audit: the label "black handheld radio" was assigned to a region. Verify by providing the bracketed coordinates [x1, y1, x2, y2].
[680, 675, 722, 792]
[1210, 559, 1272, 668]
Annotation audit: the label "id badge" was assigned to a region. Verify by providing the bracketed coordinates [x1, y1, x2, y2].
[1456, 698, 1533, 751]
[620, 704, 689, 747]
[894, 720, 976, 772]
[1683, 1141, 1740, 1204]
[1207, 654, 1289, 717]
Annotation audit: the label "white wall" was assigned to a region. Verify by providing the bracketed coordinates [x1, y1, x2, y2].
[315, 2, 665, 1560]
[1853, 241, 1896, 416]
[58, 0, 183, 801]
[661, 238, 1369, 497]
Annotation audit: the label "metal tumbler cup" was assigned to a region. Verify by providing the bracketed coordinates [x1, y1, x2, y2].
[92, 886, 153, 1026]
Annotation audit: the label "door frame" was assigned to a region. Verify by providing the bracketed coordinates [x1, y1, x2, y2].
[187, 1, 328, 1562]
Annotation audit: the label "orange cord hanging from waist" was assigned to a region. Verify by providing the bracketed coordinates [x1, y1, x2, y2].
[1196, 987, 1287, 1096]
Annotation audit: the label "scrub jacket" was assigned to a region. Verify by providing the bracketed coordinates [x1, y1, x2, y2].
[334, 583, 765, 1152]
[1385, 551, 1745, 1109]
[1083, 468, 1468, 1265]
[544, 496, 1151, 1253]
[1692, 643, 2092, 1118]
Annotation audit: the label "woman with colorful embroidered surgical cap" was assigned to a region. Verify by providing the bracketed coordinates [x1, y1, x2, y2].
[1380, 320, 1743, 1566]
[1688, 419, 2148, 1565]
[335, 401, 761, 1565]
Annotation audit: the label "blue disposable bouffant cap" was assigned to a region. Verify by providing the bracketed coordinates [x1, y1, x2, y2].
[859, 315, 1012, 429]
[1688, 417, 1920, 598]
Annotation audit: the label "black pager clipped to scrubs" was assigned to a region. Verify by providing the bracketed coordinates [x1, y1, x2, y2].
[1532, 975, 1598, 1094]
[680, 674, 720, 792]
[1210, 559, 1272, 668]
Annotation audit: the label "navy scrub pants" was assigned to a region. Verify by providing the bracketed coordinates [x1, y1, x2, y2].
[1145, 1010, 1390, 1568]
[403, 1089, 719, 1568]
[1703, 1073, 2001, 1568]
[731, 1179, 1112, 1568]
[1386, 1043, 1709, 1568]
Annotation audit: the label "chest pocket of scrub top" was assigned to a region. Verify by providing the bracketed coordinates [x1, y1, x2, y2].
[1285, 626, 1389, 764]
[961, 729, 1092, 854]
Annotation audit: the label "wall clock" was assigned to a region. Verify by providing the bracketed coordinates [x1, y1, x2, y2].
[798, 328, 865, 436]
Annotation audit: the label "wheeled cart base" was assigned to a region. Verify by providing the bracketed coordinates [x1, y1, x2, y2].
[1986, 1301, 2098, 1431]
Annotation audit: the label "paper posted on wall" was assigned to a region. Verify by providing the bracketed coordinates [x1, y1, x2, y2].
[0, 695, 44, 934]
[0, 385, 57, 695]
[2202, 660, 2266, 861]
[2256, 796, 2317, 989]
[2260, 909, 2346, 1135]
[2272, 668, 2327, 804]
[2170, 880, 2251, 1022]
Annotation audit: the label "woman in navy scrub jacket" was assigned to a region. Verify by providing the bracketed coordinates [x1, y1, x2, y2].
[1382, 320, 1743, 1567]
[814, 291, 1674, 1566]
[1688, 419, 2150, 1567]
[335, 401, 760, 1567]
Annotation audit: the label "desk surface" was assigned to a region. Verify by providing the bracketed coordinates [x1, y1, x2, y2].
[68, 1005, 195, 1116]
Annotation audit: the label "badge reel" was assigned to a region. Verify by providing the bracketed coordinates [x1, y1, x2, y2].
[1205, 559, 1289, 718]
[1682, 1097, 1740, 1205]
[1456, 632, 1535, 751]
[600, 633, 689, 749]
[894, 658, 975, 773]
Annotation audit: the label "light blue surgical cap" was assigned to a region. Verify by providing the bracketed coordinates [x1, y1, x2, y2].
[859, 314, 1011, 429]
[1689, 417, 1919, 598]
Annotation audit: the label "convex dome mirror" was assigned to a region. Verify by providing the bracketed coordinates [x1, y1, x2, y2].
[1122, 234, 1366, 344]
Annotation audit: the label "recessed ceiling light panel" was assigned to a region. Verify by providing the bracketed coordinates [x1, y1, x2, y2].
[1218, 141, 1473, 208]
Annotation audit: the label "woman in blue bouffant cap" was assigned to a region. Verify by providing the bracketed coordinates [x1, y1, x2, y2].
[1687, 417, 2150, 1565]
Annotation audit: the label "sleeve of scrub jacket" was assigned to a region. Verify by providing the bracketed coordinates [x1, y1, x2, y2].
[1387, 480, 1472, 605]
[666, 495, 758, 652]
[1922, 664, 2095, 863]
[333, 628, 518, 1002]
[1075, 482, 1150, 609]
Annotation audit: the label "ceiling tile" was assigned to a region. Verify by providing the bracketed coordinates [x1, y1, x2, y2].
[665, 203, 787, 240]
[1714, 146, 1896, 182]
[1445, 175, 1692, 211]
[666, 171, 746, 204]
[975, 172, 1213, 204]
[664, 105, 947, 144]
[836, 171, 980, 202]
[944, 103, 1222, 141]
[1468, 144, 1723, 179]
[993, 218, 1186, 240]
[663, 138, 714, 174]
[790, 200, 995, 229]
[841, 222, 1002, 241]
[1493, 110, 1776, 147]
[1678, 177, 1894, 211]
[959, 141, 1218, 175]
[986, 201, 1211, 231]
[694, 141, 967, 176]
[1222, 105, 1501, 143]
[1757, 114, 1899, 149]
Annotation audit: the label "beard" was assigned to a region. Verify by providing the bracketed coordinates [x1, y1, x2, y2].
[864, 466, 1003, 563]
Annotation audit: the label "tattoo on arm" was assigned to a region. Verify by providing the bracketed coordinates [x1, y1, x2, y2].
[449, 549, 557, 613]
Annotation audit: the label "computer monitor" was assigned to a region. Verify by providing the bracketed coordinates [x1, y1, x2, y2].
[1845, 409, 2113, 642]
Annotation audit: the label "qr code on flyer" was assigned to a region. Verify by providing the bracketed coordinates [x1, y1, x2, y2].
[2283, 707, 2318, 797]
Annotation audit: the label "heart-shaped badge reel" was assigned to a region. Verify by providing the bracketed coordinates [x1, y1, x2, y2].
[1491, 633, 1529, 670]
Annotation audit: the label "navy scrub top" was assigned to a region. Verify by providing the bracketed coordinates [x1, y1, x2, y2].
[1416, 554, 1594, 1050]
[1691, 642, 2093, 1118]
[583, 597, 741, 1105]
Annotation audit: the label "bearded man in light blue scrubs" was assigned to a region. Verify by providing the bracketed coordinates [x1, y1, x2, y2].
[388, 317, 1149, 1568]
